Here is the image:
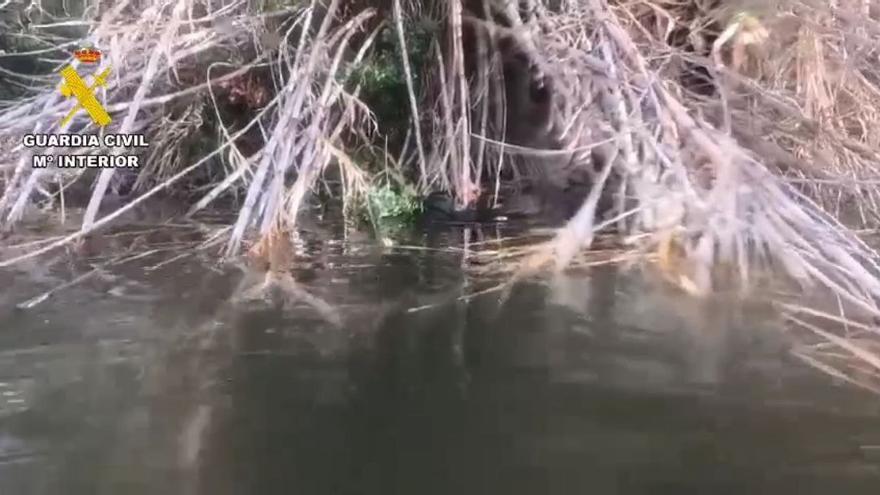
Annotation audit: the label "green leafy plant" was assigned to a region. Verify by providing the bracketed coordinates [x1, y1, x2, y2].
[343, 21, 437, 149]
[366, 182, 422, 223]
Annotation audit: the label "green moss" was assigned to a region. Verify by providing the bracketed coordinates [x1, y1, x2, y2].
[347, 170, 424, 239]
[367, 183, 422, 221]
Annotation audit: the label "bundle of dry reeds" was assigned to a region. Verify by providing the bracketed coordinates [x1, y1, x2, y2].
[0, 0, 377, 260]
[465, 0, 880, 392]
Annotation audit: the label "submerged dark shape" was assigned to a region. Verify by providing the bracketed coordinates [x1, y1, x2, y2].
[421, 191, 480, 223]
[421, 183, 603, 227]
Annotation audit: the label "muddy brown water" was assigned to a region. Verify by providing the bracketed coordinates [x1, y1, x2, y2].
[0, 220, 879, 495]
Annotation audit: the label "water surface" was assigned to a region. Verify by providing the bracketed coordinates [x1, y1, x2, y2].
[1, 221, 879, 495]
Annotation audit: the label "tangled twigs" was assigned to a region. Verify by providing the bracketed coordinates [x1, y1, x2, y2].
[489, 0, 880, 389]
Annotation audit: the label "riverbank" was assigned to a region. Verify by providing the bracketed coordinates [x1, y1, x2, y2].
[2, 1, 880, 391]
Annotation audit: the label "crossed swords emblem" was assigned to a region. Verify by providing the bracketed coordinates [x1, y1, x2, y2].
[59, 65, 112, 127]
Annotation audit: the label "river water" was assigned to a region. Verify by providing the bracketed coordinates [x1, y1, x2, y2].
[0, 220, 879, 494]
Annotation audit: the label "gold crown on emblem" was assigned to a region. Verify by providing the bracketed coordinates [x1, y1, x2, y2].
[73, 48, 102, 64]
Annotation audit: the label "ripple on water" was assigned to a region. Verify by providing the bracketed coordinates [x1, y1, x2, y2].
[0, 221, 879, 494]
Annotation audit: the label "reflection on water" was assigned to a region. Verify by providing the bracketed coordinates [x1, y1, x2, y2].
[1, 222, 879, 495]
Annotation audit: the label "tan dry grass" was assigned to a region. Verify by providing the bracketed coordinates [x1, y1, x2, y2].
[463, 0, 880, 392]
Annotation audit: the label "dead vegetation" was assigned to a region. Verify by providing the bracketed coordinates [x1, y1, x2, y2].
[2, 0, 880, 391]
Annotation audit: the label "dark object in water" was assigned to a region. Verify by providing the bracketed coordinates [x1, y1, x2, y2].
[497, 183, 594, 225]
[422, 192, 480, 223]
[421, 184, 604, 226]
